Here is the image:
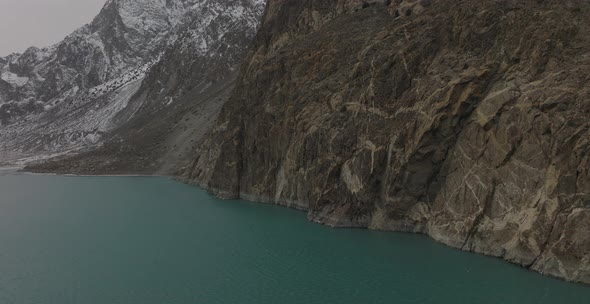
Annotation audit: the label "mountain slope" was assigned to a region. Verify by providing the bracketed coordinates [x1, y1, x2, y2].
[0, 0, 264, 166]
[186, 0, 590, 284]
[22, 0, 265, 173]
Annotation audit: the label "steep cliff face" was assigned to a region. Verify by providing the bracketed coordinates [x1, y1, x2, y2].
[188, 0, 590, 284]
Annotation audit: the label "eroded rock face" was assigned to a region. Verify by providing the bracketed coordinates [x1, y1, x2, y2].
[188, 0, 590, 284]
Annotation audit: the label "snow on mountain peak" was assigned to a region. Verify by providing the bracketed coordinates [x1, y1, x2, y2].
[0, 0, 266, 163]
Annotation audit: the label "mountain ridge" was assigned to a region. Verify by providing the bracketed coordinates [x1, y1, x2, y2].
[0, 0, 264, 167]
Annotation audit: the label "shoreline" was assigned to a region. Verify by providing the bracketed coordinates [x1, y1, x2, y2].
[6, 168, 590, 287]
[0, 166, 24, 175]
[18, 171, 169, 178]
[6, 164, 167, 178]
[180, 176, 590, 287]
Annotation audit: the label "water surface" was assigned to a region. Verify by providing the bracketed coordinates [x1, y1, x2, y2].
[0, 174, 588, 304]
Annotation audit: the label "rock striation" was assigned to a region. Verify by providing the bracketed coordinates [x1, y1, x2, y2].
[187, 0, 590, 284]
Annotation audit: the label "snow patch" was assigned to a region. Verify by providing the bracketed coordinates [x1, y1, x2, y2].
[1, 71, 29, 87]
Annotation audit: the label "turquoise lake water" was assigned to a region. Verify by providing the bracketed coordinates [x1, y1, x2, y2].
[0, 174, 588, 304]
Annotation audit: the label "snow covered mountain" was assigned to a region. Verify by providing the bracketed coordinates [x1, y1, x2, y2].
[0, 0, 265, 164]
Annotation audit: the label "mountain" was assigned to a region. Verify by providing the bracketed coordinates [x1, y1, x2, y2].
[21, 0, 590, 285]
[0, 0, 264, 167]
[182, 0, 590, 284]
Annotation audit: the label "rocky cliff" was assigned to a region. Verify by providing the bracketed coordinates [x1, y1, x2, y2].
[187, 0, 590, 284]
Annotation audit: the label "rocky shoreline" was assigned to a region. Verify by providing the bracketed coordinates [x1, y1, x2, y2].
[186, 0, 590, 284]
[177, 174, 587, 285]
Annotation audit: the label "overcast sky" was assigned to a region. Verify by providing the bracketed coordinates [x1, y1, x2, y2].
[0, 0, 107, 56]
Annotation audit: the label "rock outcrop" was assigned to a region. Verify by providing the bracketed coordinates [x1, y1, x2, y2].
[187, 0, 590, 284]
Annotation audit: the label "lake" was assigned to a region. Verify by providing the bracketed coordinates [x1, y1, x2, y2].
[0, 174, 588, 304]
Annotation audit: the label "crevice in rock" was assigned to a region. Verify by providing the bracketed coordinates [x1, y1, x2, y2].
[526, 205, 563, 269]
[495, 135, 523, 169]
[462, 179, 497, 250]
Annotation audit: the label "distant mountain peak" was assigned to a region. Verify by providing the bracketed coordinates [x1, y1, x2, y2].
[0, 0, 265, 163]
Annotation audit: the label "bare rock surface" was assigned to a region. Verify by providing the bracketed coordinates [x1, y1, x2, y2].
[187, 0, 590, 284]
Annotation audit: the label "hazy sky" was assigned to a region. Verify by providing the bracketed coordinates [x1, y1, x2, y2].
[0, 0, 107, 56]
